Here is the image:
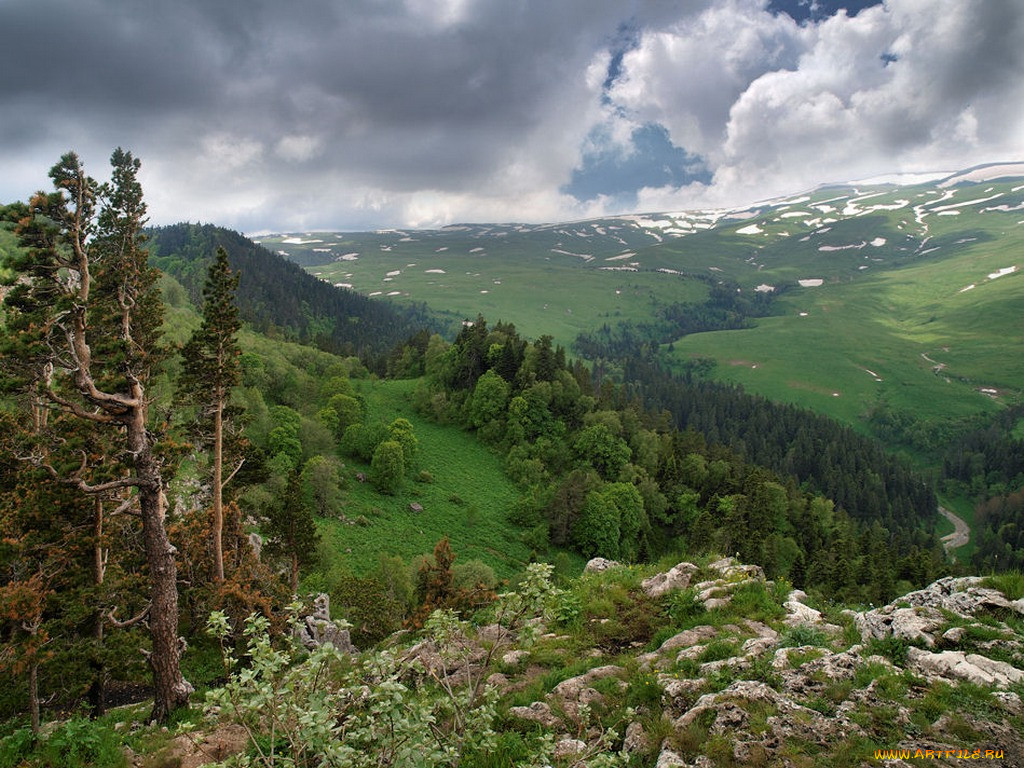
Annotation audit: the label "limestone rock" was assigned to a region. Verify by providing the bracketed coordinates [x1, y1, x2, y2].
[707, 557, 765, 581]
[293, 593, 357, 654]
[654, 748, 687, 768]
[854, 605, 946, 647]
[656, 625, 718, 655]
[907, 647, 1024, 687]
[584, 557, 621, 574]
[642, 561, 699, 597]
[551, 665, 624, 700]
[554, 738, 586, 759]
[623, 721, 649, 753]
[508, 701, 561, 729]
[502, 649, 529, 666]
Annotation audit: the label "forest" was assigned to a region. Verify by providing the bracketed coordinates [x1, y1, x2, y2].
[0, 150, 1018, 765]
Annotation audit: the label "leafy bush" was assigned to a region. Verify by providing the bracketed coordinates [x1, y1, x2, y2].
[201, 564, 590, 768]
[0, 718, 128, 768]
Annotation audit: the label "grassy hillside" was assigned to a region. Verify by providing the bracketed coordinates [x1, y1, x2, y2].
[314, 378, 541, 580]
[268, 170, 1023, 447]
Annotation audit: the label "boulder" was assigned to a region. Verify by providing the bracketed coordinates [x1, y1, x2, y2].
[508, 701, 561, 729]
[552, 665, 623, 700]
[642, 561, 699, 597]
[293, 593, 357, 654]
[654, 748, 688, 768]
[584, 557, 621, 574]
[623, 721, 650, 753]
[907, 647, 1024, 688]
[656, 625, 718, 655]
[553, 738, 586, 759]
[707, 557, 765, 581]
[854, 606, 946, 647]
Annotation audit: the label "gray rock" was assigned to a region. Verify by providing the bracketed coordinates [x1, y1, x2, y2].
[707, 557, 765, 581]
[642, 561, 699, 597]
[584, 557, 621, 574]
[623, 721, 649, 753]
[907, 647, 1024, 687]
[854, 605, 946, 647]
[508, 701, 561, 729]
[293, 593, 357, 654]
[553, 738, 586, 759]
[654, 748, 687, 768]
[656, 625, 718, 655]
[502, 649, 529, 666]
[552, 665, 623, 699]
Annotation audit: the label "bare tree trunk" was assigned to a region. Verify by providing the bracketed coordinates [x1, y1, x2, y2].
[291, 551, 299, 595]
[212, 400, 225, 582]
[89, 497, 107, 718]
[28, 660, 40, 733]
[129, 413, 193, 723]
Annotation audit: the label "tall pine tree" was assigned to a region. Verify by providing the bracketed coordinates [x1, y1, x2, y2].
[0, 150, 192, 721]
[178, 246, 242, 583]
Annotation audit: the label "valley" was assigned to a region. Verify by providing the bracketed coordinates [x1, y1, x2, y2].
[264, 165, 1024, 448]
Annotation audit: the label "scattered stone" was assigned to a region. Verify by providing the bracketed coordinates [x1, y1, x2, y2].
[409, 502, 423, 513]
[508, 701, 561, 729]
[654, 748, 688, 768]
[657, 625, 718, 655]
[942, 626, 967, 645]
[502, 650, 529, 666]
[642, 561, 698, 597]
[552, 665, 623, 700]
[623, 721, 650, 753]
[708, 557, 765, 582]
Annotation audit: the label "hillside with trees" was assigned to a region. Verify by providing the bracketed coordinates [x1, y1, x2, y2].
[1, 152, 1021, 766]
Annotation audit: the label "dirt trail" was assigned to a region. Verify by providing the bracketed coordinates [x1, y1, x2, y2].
[939, 506, 970, 553]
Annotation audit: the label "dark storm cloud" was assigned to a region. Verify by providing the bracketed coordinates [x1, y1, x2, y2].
[1, 0, 1021, 230]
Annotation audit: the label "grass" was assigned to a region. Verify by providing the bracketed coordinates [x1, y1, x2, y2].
[273, 178, 1024, 482]
[312, 378, 535, 580]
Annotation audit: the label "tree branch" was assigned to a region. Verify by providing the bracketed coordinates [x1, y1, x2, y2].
[221, 457, 246, 491]
[108, 603, 151, 629]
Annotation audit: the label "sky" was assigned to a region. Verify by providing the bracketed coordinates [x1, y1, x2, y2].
[1, 0, 1022, 232]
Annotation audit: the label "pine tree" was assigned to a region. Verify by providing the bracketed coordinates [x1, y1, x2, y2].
[178, 246, 242, 582]
[0, 150, 191, 721]
[265, 467, 320, 594]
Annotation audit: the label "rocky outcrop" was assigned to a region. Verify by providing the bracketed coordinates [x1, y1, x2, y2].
[907, 647, 1024, 687]
[293, 593, 357, 654]
[642, 561, 698, 597]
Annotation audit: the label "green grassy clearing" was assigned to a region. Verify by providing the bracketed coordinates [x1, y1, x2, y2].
[315, 378, 533, 579]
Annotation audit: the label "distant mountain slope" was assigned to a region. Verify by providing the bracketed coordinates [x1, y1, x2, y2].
[261, 164, 1024, 446]
[147, 223, 435, 361]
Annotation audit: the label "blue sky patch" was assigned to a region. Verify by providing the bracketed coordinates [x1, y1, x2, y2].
[564, 123, 711, 204]
[767, 0, 882, 23]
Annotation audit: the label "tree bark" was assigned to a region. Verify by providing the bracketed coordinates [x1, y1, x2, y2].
[212, 399, 225, 582]
[129, 409, 193, 722]
[89, 496, 107, 718]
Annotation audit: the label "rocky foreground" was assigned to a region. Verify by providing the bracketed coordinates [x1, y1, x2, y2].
[159, 558, 1024, 768]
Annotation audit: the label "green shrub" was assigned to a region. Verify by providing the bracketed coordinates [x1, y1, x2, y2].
[781, 624, 829, 648]
[866, 636, 910, 666]
[664, 588, 705, 625]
